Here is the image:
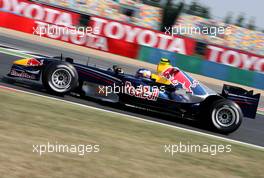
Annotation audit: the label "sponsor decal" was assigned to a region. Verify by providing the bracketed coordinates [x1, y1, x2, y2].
[124, 81, 159, 101]
[162, 67, 198, 93]
[10, 69, 36, 79]
[27, 58, 43, 66]
[206, 45, 264, 72]
[96, 81, 160, 101]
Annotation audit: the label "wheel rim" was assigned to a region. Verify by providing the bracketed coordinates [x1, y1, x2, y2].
[212, 105, 238, 128]
[50, 69, 72, 92]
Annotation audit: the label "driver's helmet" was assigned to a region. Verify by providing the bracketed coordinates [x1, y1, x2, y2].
[113, 65, 124, 74]
[157, 58, 172, 74]
[136, 68, 152, 79]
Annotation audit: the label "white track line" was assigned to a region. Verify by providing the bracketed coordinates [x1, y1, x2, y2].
[0, 85, 263, 151]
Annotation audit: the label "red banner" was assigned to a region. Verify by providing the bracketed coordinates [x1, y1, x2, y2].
[0, 11, 35, 33]
[0, 0, 80, 27]
[31, 21, 140, 58]
[205, 44, 264, 72]
[107, 38, 140, 58]
[89, 16, 196, 56]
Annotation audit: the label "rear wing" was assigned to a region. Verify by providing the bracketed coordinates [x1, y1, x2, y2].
[221, 84, 260, 119]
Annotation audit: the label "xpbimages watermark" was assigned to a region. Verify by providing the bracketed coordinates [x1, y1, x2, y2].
[164, 25, 231, 37]
[32, 142, 100, 156]
[33, 22, 100, 37]
[96, 81, 165, 101]
[164, 142, 232, 156]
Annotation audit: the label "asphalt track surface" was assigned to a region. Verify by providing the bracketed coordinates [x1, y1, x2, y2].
[0, 35, 263, 147]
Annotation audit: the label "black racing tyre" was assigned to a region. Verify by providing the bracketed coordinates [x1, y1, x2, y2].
[42, 61, 78, 95]
[207, 99, 242, 134]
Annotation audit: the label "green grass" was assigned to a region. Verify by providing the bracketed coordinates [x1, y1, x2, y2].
[0, 89, 263, 178]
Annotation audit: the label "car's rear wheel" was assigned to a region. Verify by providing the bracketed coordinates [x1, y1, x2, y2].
[42, 61, 78, 95]
[208, 99, 242, 134]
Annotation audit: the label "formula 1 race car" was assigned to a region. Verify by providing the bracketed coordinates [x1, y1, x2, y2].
[5, 56, 260, 133]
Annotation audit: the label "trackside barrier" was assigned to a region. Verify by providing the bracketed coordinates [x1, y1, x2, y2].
[138, 46, 264, 90]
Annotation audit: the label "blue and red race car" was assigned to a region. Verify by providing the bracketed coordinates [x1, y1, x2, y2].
[5, 56, 260, 133]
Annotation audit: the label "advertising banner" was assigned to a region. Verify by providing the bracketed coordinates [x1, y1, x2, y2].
[205, 44, 264, 73]
[0, 11, 35, 33]
[32, 20, 140, 58]
[0, 0, 80, 27]
[0, 1, 195, 58]
[89, 16, 196, 56]
[0, 9, 139, 58]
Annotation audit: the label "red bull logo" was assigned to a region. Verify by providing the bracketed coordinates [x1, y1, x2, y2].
[27, 58, 42, 66]
[162, 67, 199, 93]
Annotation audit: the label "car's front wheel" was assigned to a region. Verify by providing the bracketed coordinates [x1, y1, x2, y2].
[208, 99, 242, 134]
[42, 61, 78, 95]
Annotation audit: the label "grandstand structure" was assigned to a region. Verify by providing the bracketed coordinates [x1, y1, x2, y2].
[32, 0, 163, 30]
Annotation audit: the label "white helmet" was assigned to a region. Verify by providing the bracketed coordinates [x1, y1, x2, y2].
[136, 69, 152, 79]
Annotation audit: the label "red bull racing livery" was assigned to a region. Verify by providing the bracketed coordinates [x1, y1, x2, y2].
[5, 56, 260, 134]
